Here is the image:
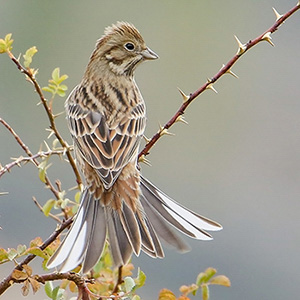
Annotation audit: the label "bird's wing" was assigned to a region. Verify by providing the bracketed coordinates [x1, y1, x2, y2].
[66, 87, 146, 189]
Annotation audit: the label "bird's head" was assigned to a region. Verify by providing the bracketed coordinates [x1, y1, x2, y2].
[87, 22, 158, 77]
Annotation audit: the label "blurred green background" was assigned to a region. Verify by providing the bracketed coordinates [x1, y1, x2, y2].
[1, 1, 300, 299]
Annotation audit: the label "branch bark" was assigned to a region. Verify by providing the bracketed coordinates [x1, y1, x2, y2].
[138, 3, 300, 159]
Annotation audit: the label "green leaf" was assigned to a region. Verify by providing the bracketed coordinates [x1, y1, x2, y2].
[42, 86, 54, 94]
[196, 272, 207, 285]
[205, 267, 217, 281]
[74, 191, 81, 203]
[43, 68, 68, 98]
[38, 159, 51, 183]
[201, 284, 209, 300]
[57, 88, 66, 97]
[29, 237, 43, 248]
[52, 286, 65, 300]
[42, 199, 55, 216]
[134, 268, 146, 288]
[209, 275, 231, 287]
[132, 296, 141, 300]
[17, 244, 27, 255]
[45, 281, 53, 298]
[197, 268, 217, 285]
[0, 248, 8, 261]
[0, 33, 13, 53]
[39, 168, 46, 183]
[124, 277, 136, 293]
[7, 248, 18, 260]
[52, 68, 60, 82]
[27, 247, 48, 259]
[56, 74, 68, 84]
[23, 46, 38, 68]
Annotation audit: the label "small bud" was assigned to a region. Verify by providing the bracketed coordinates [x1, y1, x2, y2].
[261, 32, 274, 47]
[175, 115, 188, 125]
[234, 35, 246, 55]
[177, 87, 190, 102]
[272, 7, 283, 21]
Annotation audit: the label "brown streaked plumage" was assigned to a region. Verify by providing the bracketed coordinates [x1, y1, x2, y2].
[47, 22, 222, 273]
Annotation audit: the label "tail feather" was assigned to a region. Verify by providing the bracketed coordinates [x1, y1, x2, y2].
[47, 176, 222, 273]
[135, 211, 164, 257]
[141, 217, 164, 258]
[107, 208, 133, 266]
[119, 201, 141, 256]
[47, 190, 94, 271]
[140, 193, 189, 252]
[140, 176, 222, 240]
[82, 201, 106, 273]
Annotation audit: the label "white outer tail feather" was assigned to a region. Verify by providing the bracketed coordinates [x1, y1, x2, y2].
[47, 176, 222, 273]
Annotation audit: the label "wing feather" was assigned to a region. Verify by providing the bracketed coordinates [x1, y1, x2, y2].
[66, 86, 146, 189]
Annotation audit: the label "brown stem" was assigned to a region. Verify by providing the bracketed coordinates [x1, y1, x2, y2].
[0, 217, 73, 295]
[138, 3, 300, 159]
[0, 147, 68, 178]
[5, 51, 82, 186]
[112, 266, 123, 294]
[0, 117, 59, 198]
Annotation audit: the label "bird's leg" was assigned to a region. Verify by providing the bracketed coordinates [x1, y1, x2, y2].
[112, 265, 123, 294]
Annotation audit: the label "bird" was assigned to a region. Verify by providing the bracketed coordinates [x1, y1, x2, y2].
[47, 21, 222, 274]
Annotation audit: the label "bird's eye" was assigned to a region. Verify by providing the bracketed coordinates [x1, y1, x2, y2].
[124, 42, 135, 51]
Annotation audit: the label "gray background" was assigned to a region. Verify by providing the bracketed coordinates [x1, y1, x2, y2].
[1, 1, 300, 299]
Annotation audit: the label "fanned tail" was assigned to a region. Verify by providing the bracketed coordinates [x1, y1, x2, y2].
[140, 176, 222, 251]
[47, 177, 222, 273]
[47, 189, 107, 273]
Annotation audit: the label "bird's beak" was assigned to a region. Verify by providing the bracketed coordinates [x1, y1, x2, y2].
[141, 47, 159, 60]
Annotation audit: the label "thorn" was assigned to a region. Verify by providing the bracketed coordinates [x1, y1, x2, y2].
[11, 157, 22, 167]
[46, 128, 55, 139]
[222, 64, 239, 78]
[177, 87, 190, 102]
[143, 135, 151, 144]
[0, 192, 9, 196]
[261, 32, 274, 47]
[138, 154, 152, 166]
[159, 124, 175, 136]
[175, 115, 188, 125]
[206, 83, 218, 94]
[272, 7, 283, 21]
[234, 35, 246, 55]
[44, 140, 51, 152]
[53, 111, 65, 119]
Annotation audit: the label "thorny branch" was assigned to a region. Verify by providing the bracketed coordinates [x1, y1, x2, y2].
[138, 3, 300, 160]
[0, 117, 60, 198]
[4, 51, 82, 187]
[0, 147, 70, 179]
[0, 2, 299, 299]
[0, 218, 73, 296]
